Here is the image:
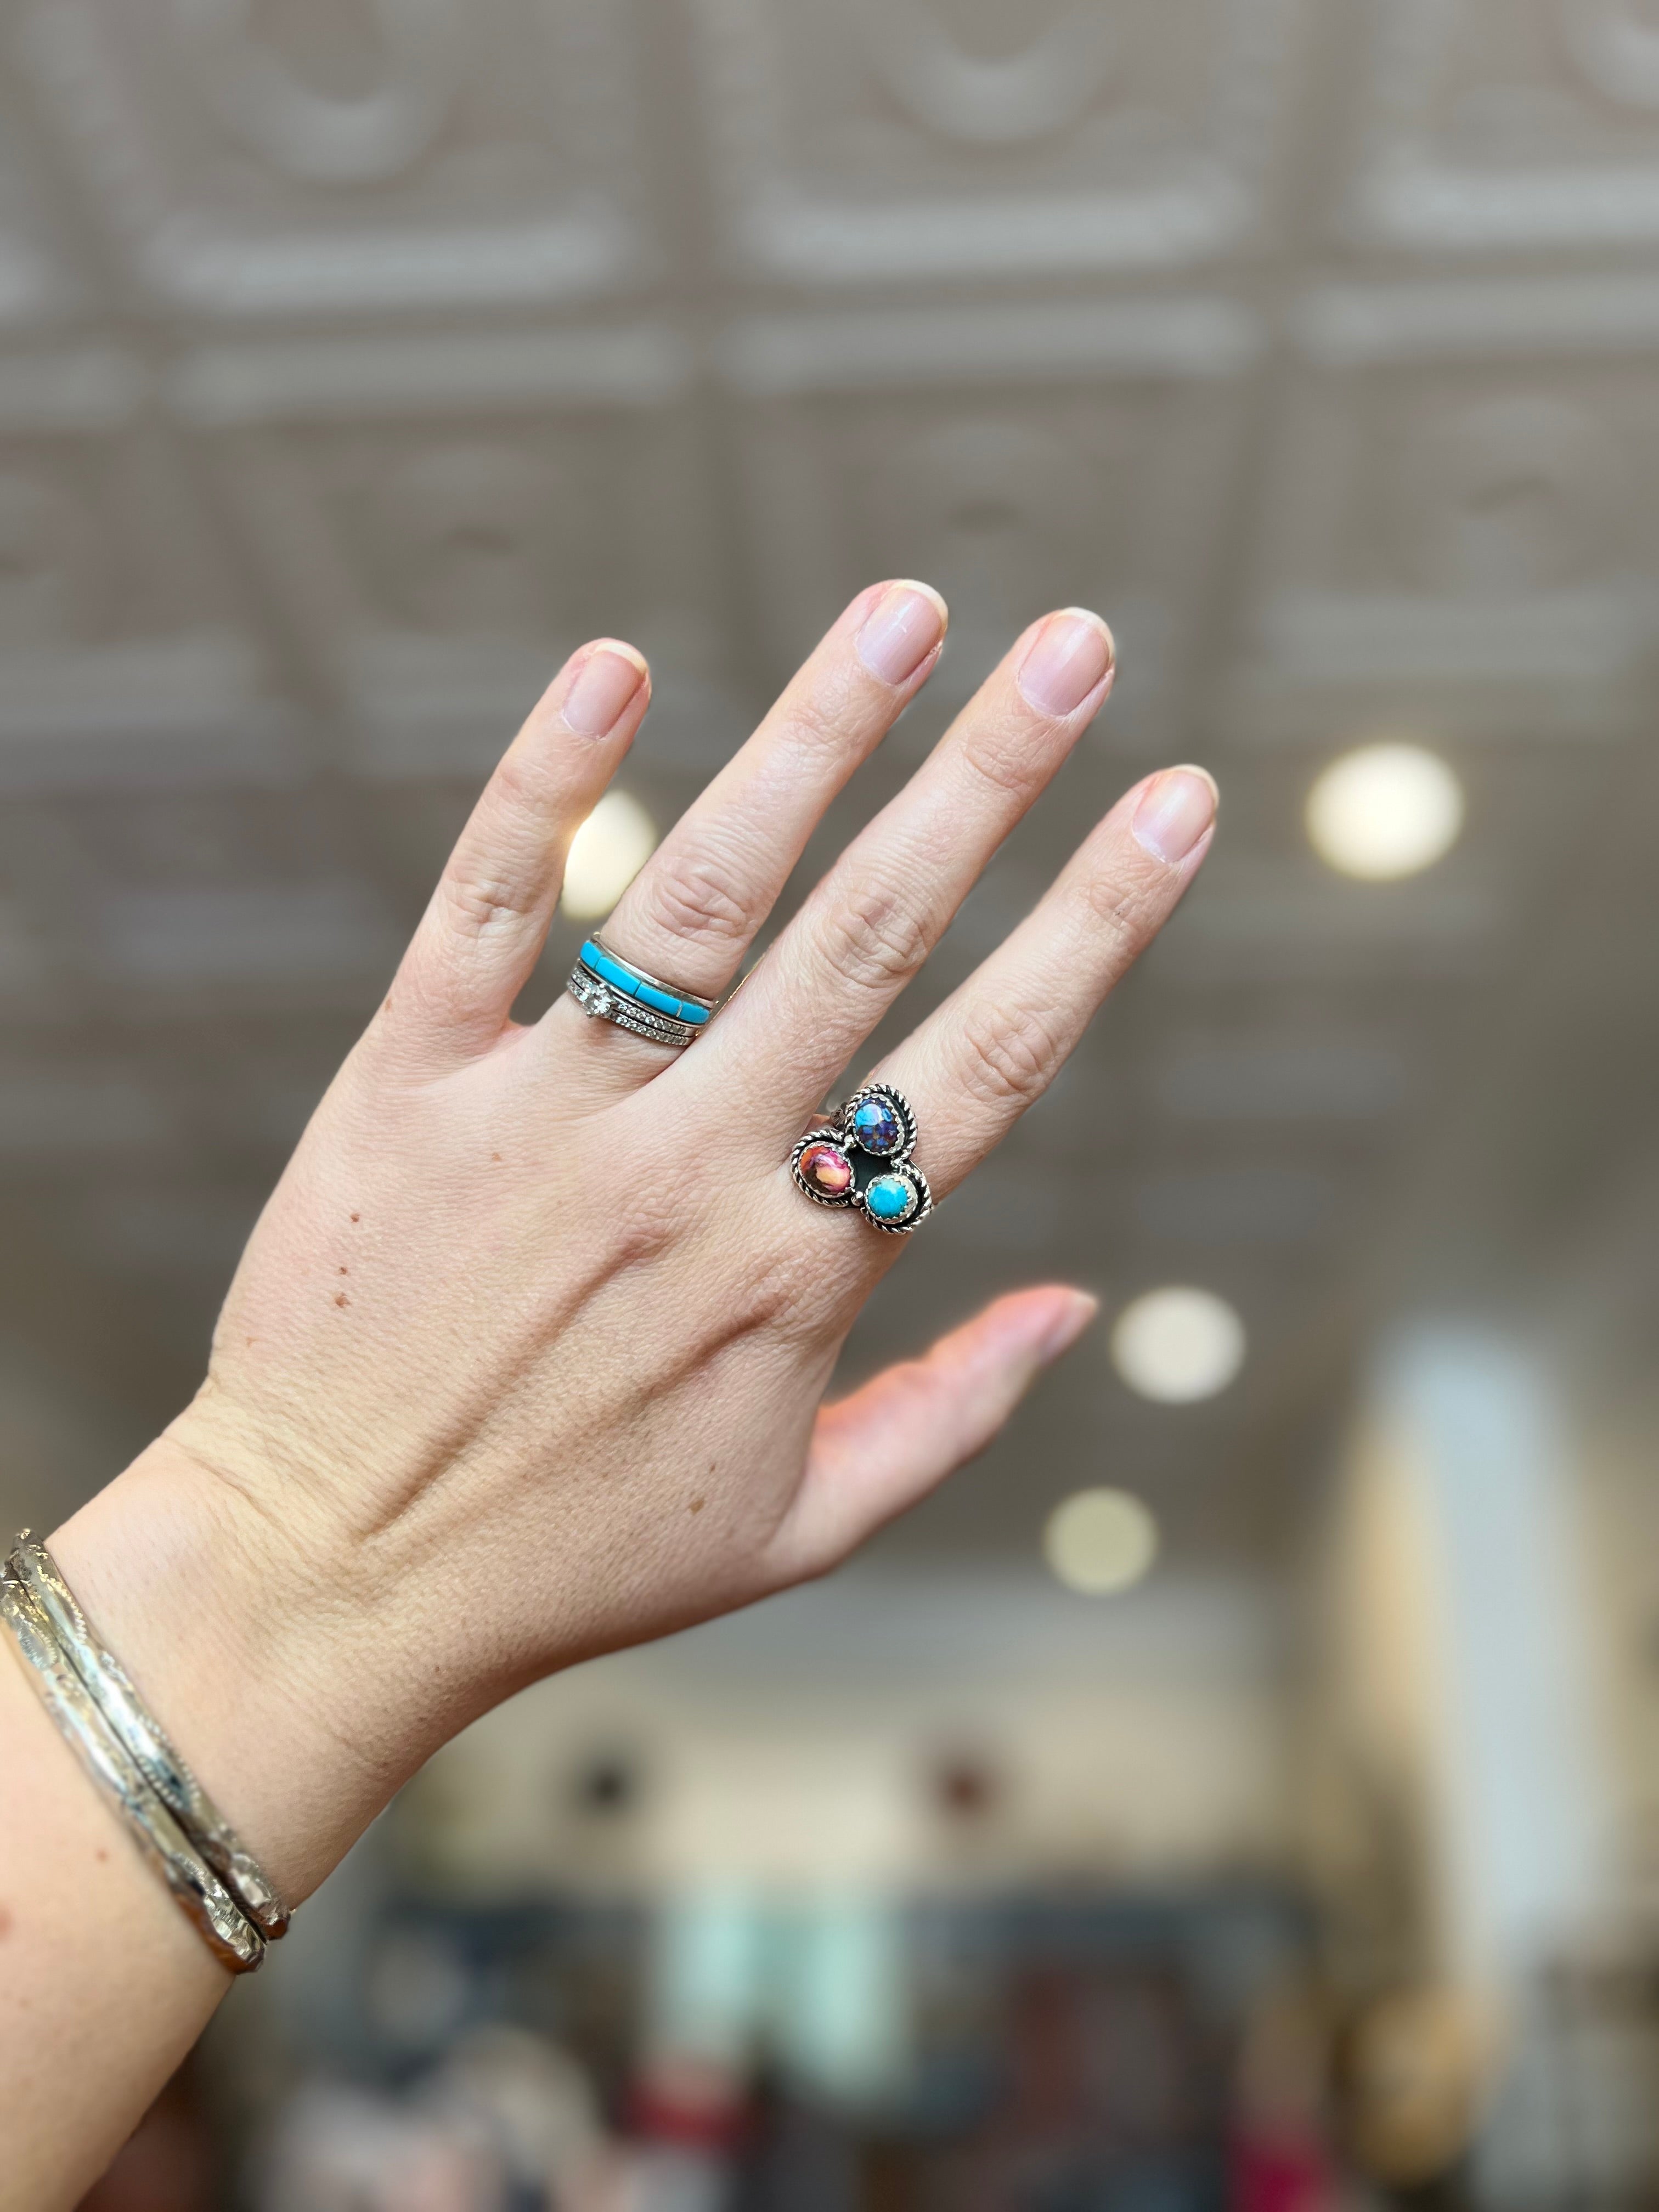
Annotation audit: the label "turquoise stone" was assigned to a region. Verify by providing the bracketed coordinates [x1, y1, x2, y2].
[581, 941, 638, 997]
[580, 941, 709, 1025]
[851, 1096, 902, 1154]
[865, 1173, 917, 1223]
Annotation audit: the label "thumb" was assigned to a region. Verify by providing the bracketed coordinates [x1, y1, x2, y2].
[774, 1285, 1098, 1581]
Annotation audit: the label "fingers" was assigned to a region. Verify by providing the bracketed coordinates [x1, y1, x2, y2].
[771, 1288, 1097, 1579]
[386, 641, 652, 1063]
[543, 580, 947, 1069]
[881, 766, 1218, 1195]
[697, 608, 1115, 1126]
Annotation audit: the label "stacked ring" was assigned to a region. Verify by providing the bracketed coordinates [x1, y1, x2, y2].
[791, 1082, 933, 1235]
[566, 937, 718, 1049]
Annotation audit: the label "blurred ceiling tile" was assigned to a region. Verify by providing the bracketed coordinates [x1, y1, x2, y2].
[95, 881, 402, 986]
[0, 346, 147, 431]
[186, 360, 723, 741]
[1158, 1041, 1414, 1123]
[720, 300, 1264, 396]
[1158, 878, 1503, 983]
[1131, 1165, 1341, 1246]
[168, 326, 692, 428]
[1294, 275, 1659, 368]
[1344, 0, 1659, 252]
[692, 0, 1299, 280]
[0, 1065, 173, 1154]
[0, 117, 91, 325]
[0, 639, 305, 793]
[731, 343, 1247, 726]
[20, 0, 652, 315]
[1237, 345, 1659, 736]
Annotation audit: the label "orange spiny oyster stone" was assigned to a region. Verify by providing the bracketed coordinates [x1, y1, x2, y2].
[799, 1140, 853, 1197]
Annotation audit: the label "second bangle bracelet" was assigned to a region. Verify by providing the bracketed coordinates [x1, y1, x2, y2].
[0, 1566, 266, 1973]
[6, 1533, 289, 1943]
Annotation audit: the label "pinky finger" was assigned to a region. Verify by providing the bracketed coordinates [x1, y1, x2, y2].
[771, 1286, 1097, 1579]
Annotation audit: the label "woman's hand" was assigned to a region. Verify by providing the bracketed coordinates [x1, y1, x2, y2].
[50, 584, 1216, 1909]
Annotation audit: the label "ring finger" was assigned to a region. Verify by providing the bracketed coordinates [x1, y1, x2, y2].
[877, 764, 1217, 1199]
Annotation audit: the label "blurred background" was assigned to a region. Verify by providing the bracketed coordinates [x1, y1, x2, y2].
[2, 0, 1658, 2205]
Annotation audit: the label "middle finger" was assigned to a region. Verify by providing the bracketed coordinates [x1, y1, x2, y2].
[693, 606, 1115, 1131]
[543, 579, 947, 1077]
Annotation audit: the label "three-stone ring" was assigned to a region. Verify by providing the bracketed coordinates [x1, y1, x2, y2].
[566, 936, 718, 1049]
[790, 1082, 933, 1235]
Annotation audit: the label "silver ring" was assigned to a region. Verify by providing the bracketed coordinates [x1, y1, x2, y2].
[566, 935, 718, 1049]
[791, 1081, 933, 1236]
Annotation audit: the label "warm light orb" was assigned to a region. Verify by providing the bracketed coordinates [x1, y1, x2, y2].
[1044, 1488, 1159, 1596]
[1110, 1286, 1245, 1403]
[1305, 742, 1464, 882]
[561, 789, 658, 919]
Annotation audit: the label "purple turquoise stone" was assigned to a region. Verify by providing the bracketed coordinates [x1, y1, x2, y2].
[851, 1096, 902, 1155]
[799, 1141, 853, 1197]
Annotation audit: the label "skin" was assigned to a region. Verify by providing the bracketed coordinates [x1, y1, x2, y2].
[0, 584, 1216, 2209]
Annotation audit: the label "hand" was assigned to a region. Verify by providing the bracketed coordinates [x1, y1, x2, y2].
[51, 583, 1216, 1903]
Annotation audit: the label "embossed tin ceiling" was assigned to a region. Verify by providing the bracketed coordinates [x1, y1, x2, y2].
[1, 0, 1657, 1566]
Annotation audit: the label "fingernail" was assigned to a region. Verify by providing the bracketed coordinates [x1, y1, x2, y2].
[1131, 766, 1218, 865]
[1037, 1290, 1099, 1363]
[562, 643, 647, 738]
[856, 581, 947, 687]
[1017, 608, 1115, 718]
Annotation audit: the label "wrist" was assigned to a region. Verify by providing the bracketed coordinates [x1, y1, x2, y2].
[45, 1432, 405, 1905]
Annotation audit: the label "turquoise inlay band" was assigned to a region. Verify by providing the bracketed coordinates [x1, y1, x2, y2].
[579, 941, 639, 997]
[578, 940, 712, 1027]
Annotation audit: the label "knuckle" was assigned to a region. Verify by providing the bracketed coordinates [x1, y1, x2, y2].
[490, 744, 561, 819]
[817, 882, 932, 998]
[957, 996, 1065, 1110]
[780, 683, 857, 765]
[437, 863, 533, 943]
[956, 724, 1052, 804]
[1074, 868, 1154, 967]
[635, 842, 753, 949]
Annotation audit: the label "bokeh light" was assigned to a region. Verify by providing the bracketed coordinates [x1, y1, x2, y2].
[1043, 1488, 1159, 1595]
[561, 789, 658, 919]
[1110, 1286, 1246, 1403]
[1305, 742, 1465, 882]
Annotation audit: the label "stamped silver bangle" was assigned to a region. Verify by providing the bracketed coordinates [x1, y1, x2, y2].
[0, 1564, 266, 1973]
[8, 1532, 288, 1942]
